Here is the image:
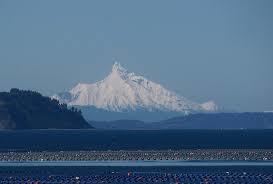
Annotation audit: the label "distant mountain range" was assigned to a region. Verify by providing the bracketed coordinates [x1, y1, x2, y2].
[89, 113, 273, 130]
[0, 89, 272, 130]
[53, 62, 218, 121]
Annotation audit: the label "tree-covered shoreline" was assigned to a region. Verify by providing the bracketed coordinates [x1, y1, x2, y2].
[0, 89, 92, 129]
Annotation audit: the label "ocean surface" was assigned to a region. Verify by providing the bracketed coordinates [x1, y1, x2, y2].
[0, 130, 273, 183]
[0, 164, 273, 184]
[1, 160, 273, 167]
[0, 129, 272, 151]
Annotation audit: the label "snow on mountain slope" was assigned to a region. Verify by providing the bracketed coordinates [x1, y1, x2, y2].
[201, 101, 218, 112]
[53, 62, 217, 114]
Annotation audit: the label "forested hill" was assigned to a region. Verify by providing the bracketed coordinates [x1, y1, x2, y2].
[0, 89, 92, 129]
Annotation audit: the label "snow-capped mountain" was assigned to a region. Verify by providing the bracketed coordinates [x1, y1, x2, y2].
[53, 62, 218, 115]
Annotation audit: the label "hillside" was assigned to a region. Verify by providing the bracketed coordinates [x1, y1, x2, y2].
[0, 89, 92, 129]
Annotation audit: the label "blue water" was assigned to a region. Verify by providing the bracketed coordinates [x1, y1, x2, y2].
[1, 160, 273, 167]
[0, 163, 273, 184]
[1, 130, 272, 183]
[0, 129, 273, 151]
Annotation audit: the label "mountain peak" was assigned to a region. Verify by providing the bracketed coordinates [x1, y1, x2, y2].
[112, 62, 127, 74]
[53, 63, 218, 114]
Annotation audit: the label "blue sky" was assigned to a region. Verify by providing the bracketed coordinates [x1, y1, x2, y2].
[0, 0, 272, 112]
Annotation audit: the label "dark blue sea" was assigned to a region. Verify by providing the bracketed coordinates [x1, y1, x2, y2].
[0, 130, 273, 183]
[0, 129, 272, 151]
[0, 165, 273, 183]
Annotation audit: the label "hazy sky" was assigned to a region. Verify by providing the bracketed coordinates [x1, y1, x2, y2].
[0, 0, 272, 112]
